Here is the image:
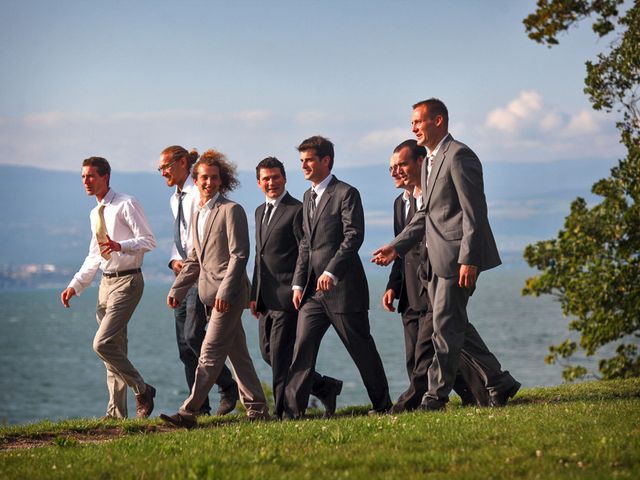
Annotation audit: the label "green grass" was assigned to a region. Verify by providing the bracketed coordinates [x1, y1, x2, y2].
[1, 379, 639, 479]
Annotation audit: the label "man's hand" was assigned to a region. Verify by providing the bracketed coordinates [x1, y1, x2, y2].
[99, 234, 122, 256]
[316, 273, 335, 292]
[459, 264, 478, 289]
[60, 287, 76, 308]
[167, 295, 180, 309]
[170, 260, 184, 276]
[249, 300, 258, 318]
[292, 289, 302, 310]
[382, 288, 396, 312]
[371, 245, 398, 266]
[214, 297, 231, 313]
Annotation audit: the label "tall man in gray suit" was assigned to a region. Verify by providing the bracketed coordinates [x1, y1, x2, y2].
[373, 99, 520, 410]
[285, 136, 392, 418]
[158, 145, 238, 416]
[161, 150, 268, 428]
[250, 157, 343, 418]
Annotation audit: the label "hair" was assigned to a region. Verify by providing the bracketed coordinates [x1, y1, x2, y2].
[82, 156, 111, 178]
[412, 98, 449, 125]
[393, 139, 427, 162]
[191, 149, 240, 194]
[255, 156, 286, 180]
[161, 145, 199, 171]
[297, 135, 335, 170]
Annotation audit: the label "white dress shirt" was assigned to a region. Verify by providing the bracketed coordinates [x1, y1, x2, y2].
[197, 193, 220, 246]
[68, 188, 156, 295]
[402, 189, 412, 219]
[427, 133, 449, 182]
[169, 175, 199, 264]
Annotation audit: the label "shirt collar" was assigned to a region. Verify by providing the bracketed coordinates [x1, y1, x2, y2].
[402, 189, 412, 202]
[175, 175, 195, 197]
[199, 192, 220, 211]
[98, 188, 116, 206]
[427, 133, 450, 158]
[265, 189, 287, 207]
[312, 174, 333, 196]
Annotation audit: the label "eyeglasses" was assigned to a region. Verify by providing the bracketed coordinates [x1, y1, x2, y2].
[157, 159, 178, 172]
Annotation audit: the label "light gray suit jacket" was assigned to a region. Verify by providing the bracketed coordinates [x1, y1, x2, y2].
[391, 134, 501, 278]
[169, 195, 251, 308]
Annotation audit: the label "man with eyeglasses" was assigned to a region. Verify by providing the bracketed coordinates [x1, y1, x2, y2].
[158, 146, 239, 416]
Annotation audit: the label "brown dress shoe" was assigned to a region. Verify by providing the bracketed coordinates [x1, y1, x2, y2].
[135, 383, 156, 418]
[215, 388, 239, 416]
[160, 412, 196, 429]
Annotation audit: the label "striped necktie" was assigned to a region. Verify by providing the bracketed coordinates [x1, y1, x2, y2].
[96, 204, 111, 260]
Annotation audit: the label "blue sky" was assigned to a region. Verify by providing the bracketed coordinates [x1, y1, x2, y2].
[0, 0, 624, 175]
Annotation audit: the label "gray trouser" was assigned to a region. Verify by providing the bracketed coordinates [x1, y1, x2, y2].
[179, 302, 267, 420]
[94, 272, 146, 418]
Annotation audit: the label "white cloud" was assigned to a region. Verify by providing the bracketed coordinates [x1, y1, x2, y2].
[355, 127, 407, 150]
[478, 90, 623, 163]
[486, 90, 542, 133]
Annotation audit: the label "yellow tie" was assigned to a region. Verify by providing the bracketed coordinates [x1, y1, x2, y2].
[96, 204, 111, 260]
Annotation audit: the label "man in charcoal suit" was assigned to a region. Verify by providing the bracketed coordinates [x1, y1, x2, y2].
[384, 140, 488, 412]
[285, 135, 392, 418]
[373, 99, 520, 410]
[249, 156, 343, 419]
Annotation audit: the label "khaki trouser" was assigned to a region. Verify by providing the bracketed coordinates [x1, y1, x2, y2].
[94, 272, 146, 418]
[179, 301, 267, 420]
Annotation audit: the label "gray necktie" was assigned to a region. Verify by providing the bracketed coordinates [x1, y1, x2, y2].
[174, 192, 187, 260]
[309, 190, 318, 220]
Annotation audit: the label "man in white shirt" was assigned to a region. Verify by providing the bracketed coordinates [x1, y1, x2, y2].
[60, 156, 157, 419]
[158, 145, 239, 416]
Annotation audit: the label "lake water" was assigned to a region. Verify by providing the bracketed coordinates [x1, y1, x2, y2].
[0, 269, 593, 425]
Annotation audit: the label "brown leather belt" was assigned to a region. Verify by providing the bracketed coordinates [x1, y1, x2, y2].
[103, 268, 142, 278]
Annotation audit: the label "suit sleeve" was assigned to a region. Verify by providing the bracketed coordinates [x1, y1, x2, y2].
[325, 187, 365, 280]
[450, 147, 487, 266]
[217, 204, 250, 303]
[390, 206, 425, 256]
[250, 207, 260, 302]
[169, 244, 200, 303]
[293, 196, 310, 288]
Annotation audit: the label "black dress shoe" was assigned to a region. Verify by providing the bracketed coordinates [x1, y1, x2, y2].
[216, 388, 240, 416]
[490, 381, 521, 407]
[367, 403, 392, 416]
[160, 412, 197, 429]
[318, 378, 343, 418]
[420, 399, 447, 412]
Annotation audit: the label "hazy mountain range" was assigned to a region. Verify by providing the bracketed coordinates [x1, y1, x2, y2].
[0, 157, 615, 287]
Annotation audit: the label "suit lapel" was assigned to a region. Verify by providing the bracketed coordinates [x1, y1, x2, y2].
[425, 134, 452, 208]
[310, 177, 336, 236]
[200, 196, 222, 256]
[256, 203, 265, 250]
[193, 210, 203, 258]
[263, 196, 287, 247]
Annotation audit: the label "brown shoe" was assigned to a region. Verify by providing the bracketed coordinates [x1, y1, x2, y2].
[160, 412, 196, 429]
[135, 383, 156, 418]
[216, 388, 239, 416]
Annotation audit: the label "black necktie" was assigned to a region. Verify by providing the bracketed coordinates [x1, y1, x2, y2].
[406, 196, 416, 223]
[309, 190, 318, 220]
[174, 192, 187, 260]
[262, 202, 273, 239]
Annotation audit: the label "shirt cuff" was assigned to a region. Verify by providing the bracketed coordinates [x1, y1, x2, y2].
[323, 271, 338, 285]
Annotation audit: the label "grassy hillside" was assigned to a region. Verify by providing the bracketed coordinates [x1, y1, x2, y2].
[1, 379, 639, 479]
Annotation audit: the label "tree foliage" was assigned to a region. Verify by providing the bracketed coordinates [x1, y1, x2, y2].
[522, 1, 640, 381]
